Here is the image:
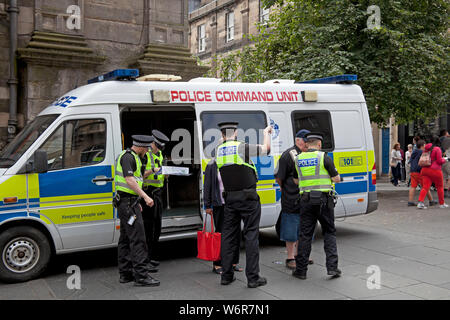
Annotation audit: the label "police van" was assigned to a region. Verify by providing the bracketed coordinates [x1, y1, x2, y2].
[0, 70, 377, 283]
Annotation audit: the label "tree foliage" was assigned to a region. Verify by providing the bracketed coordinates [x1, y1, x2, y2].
[211, 0, 449, 126]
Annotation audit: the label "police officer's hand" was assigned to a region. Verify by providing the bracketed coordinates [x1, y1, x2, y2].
[264, 126, 273, 135]
[144, 195, 154, 207]
[205, 208, 213, 215]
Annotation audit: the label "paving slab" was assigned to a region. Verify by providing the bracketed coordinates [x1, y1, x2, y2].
[398, 283, 450, 300]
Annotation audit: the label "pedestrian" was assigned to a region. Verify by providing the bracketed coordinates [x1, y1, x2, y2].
[292, 132, 342, 280]
[274, 129, 313, 270]
[215, 121, 272, 288]
[114, 135, 160, 286]
[390, 143, 402, 186]
[142, 130, 170, 268]
[442, 136, 450, 198]
[203, 157, 243, 274]
[413, 136, 421, 150]
[407, 140, 436, 207]
[417, 136, 449, 209]
[405, 144, 413, 187]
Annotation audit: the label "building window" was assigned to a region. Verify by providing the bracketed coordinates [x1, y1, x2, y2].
[226, 11, 234, 42]
[260, 2, 270, 24]
[198, 24, 206, 52]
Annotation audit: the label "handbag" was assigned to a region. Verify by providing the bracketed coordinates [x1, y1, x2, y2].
[390, 159, 397, 167]
[418, 150, 431, 167]
[197, 214, 221, 261]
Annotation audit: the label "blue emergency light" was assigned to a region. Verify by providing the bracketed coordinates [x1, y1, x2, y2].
[87, 69, 139, 84]
[298, 74, 357, 84]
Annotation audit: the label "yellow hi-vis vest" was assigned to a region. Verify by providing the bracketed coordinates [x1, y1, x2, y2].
[114, 149, 143, 195]
[296, 151, 332, 194]
[215, 140, 258, 177]
[143, 150, 164, 188]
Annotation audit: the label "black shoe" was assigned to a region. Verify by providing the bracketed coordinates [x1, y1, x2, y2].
[247, 276, 267, 288]
[221, 276, 236, 285]
[150, 260, 160, 267]
[327, 269, 342, 278]
[408, 201, 416, 207]
[292, 270, 307, 280]
[147, 264, 159, 273]
[119, 274, 134, 283]
[429, 200, 439, 207]
[134, 276, 160, 287]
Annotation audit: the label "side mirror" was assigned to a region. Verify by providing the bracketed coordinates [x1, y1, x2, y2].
[32, 150, 48, 173]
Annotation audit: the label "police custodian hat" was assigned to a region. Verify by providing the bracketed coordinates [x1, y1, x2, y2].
[151, 130, 170, 148]
[132, 135, 153, 147]
[305, 132, 324, 142]
[218, 122, 239, 130]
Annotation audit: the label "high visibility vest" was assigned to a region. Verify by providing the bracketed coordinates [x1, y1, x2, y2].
[143, 150, 164, 188]
[215, 140, 258, 177]
[114, 149, 143, 195]
[296, 151, 332, 194]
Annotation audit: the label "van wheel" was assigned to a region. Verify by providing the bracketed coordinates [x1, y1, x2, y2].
[0, 226, 51, 283]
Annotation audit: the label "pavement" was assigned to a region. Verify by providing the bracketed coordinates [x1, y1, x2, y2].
[1, 181, 450, 300]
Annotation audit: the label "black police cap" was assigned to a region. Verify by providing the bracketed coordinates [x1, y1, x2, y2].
[218, 122, 239, 130]
[305, 132, 324, 142]
[151, 130, 170, 147]
[132, 135, 153, 147]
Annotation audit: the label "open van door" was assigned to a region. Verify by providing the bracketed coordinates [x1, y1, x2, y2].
[195, 102, 279, 229]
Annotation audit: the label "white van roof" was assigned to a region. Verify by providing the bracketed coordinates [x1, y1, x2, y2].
[41, 78, 366, 113]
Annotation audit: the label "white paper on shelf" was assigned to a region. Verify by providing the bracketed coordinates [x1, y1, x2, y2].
[160, 166, 189, 176]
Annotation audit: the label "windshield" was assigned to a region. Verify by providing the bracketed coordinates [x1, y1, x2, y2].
[0, 115, 59, 168]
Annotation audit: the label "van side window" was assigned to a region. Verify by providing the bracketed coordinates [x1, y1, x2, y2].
[291, 111, 334, 151]
[38, 119, 106, 171]
[200, 111, 267, 158]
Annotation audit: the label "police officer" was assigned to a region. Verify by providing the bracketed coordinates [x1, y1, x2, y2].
[292, 132, 342, 280]
[216, 121, 272, 288]
[114, 135, 160, 286]
[142, 129, 170, 268]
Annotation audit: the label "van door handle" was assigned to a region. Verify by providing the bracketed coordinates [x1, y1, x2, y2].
[92, 175, 114, 185]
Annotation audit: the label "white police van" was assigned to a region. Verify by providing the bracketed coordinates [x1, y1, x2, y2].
[0, 69, 377, 282]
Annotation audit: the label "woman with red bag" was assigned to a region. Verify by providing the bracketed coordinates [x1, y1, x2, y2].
[417, 136, 449, 209]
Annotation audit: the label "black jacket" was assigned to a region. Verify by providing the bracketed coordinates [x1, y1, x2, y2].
[203, 159, 224, 209]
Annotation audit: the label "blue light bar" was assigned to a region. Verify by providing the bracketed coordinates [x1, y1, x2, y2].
[297, 74, 357, 84]
[87, 69, 139, 84]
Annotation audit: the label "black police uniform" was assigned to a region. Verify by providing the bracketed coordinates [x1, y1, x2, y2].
[217, 122, 266, 288]
[141, 129, 170, 266]
[293, 134, 340, 279]
[116, 135, 159, 286]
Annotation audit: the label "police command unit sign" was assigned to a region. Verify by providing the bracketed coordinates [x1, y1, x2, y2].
[298, 158, 318, 167]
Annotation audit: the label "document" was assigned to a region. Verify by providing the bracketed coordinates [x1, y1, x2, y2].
[160, 166, 190, 176]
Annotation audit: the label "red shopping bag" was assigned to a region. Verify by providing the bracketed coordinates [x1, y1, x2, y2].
[197, 214, 221, 261]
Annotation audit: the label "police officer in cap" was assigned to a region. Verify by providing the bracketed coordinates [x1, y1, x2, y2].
[114, 135, 160, 286]
[292, 132, 342, 280]
[142, 129, 170, 267]
[216, 121, 272, 288]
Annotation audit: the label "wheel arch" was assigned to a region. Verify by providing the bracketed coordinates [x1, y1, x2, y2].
[0, 217, 58, 255]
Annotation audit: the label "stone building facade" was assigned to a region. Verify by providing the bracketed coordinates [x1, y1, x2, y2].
[0, 0, 208, 149]
[188, 0, 269, 72]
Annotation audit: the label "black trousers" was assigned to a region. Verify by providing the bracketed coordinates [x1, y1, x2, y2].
[142, 187, 163, 262]
[221, 189, 261, 283]
[212, 205, 239, 267]
[117, 198, 149, 279]
[295, 196, 338, 273]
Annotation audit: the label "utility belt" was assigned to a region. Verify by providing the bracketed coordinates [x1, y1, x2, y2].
[143, 185, 163, 197]
[300, 190, 336, 209]
[113, 192, 140, 208]
[222, 188, 258, 201]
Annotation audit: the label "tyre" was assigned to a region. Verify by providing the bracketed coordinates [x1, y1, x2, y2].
[0, 226, 51, 283]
